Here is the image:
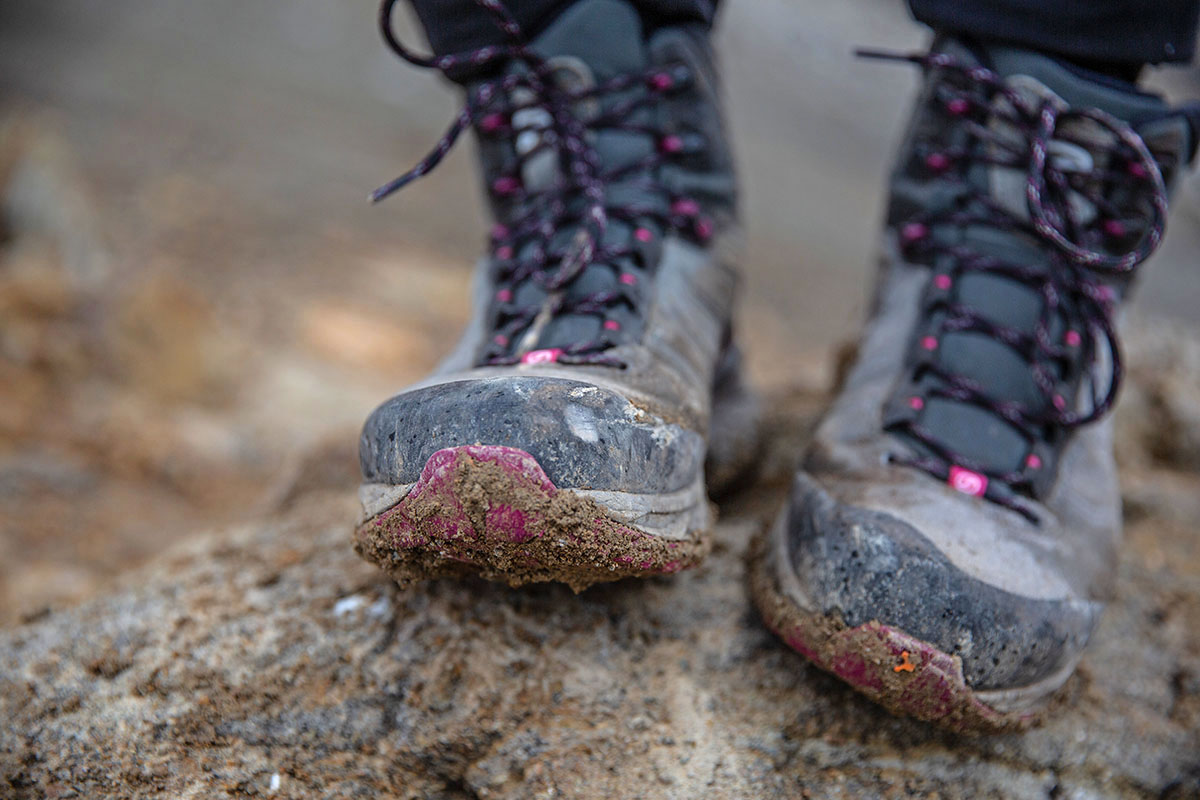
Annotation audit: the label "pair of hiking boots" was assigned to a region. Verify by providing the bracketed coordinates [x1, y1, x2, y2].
[353, 0, 1196, 732]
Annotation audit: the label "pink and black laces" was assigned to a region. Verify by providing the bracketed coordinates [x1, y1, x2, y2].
[867, 50, 1172, 520]
[373, 0, 715, 368]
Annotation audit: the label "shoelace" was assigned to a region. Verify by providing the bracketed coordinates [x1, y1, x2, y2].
[373, 0, 712, 367]
[862, 50, 1170, 520]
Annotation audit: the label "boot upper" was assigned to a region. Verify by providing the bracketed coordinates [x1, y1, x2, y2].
[360, 0, 740, 494]
[792, 39, 1194, 691]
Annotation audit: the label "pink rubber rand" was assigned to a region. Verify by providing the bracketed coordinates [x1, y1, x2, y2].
[749, 530, 1041, 734]
[355, 445, 708, 592]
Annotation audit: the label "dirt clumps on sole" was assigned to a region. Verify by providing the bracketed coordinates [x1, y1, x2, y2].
[747, 527, 1040, 734]
[355, 445, 712, 593]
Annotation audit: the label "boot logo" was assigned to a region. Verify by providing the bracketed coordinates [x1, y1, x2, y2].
[948, 466, 988, 497]
[520, 348, 564, 365]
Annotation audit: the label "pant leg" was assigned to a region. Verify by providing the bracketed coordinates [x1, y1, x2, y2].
[408, 0, 717, 58]
[908, 0, 1200, 65]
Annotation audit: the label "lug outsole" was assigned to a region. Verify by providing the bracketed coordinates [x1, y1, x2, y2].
[354, 445, 712, 593]
[747, 528, 1040, 734]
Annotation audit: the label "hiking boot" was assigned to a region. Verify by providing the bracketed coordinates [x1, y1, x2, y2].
[355, 0, 757, 592]
[751, 38, 1196, 731]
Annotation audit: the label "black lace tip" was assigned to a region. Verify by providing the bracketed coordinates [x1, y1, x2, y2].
[369, 172, 420, 204]
[854, 47, 893, 59]
[854, 47, 921, 65]
[367, 184, 396, 203]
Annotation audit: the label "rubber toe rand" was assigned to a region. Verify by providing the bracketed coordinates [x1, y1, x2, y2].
[748, 529, 1041, 734]
[355, 445, 711, 593]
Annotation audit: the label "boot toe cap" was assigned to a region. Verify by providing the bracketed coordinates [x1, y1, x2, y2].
[359, 375, 704, 494]
[785, 473, 1102, 692]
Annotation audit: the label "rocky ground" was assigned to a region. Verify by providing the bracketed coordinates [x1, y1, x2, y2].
[1, 1, 1199, 798]
[1, 340, 1198, 799]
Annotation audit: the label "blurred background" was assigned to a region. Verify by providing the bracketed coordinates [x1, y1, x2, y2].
[1, 0, 1198, 623]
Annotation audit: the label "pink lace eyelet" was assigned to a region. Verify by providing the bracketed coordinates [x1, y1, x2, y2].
[649, 72, 673, 91]
[901, 222, 929, 244]
[924, 152, 951, 172]
[659, 135, 683, 154]
[671, 198, 700, 217]
[491, 176, 521, 196]
[945, 97, 971, 116]
[479, 112, 506, 134]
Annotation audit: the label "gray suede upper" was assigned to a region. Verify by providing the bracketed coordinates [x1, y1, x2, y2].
[784, 39, 1192, 691]
[360, 0, 740, 496]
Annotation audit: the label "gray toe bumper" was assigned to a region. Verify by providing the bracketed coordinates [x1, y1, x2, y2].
[359, 375, 705, 495]
[780, 472, 1103, 692]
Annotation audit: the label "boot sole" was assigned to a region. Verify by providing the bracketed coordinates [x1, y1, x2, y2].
[748, 515, 1042, 734]
[355, 445, 713, 593]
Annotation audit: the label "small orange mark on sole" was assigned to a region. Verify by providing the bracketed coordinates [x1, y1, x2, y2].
[894, 650, 916, 673]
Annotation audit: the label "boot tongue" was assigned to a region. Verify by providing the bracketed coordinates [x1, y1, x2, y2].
[986, 45, 1169, 124]
[529, 0, 647, 80]
[515, 0, 650, 191]
[909, 43, 1168, 476]
[981, 44, 1170, 224]
[501, 0, 660, 356]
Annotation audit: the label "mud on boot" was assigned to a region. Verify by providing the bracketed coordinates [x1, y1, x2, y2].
[356, 0, 756, 592]
[751, 38, 1197, 731]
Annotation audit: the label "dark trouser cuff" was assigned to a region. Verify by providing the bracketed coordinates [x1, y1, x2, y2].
[408, 0, 718, 60]
[908, 0, 1199, 65]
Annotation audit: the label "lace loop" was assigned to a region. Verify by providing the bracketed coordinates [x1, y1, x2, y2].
[1025, 101, 1169, 274]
